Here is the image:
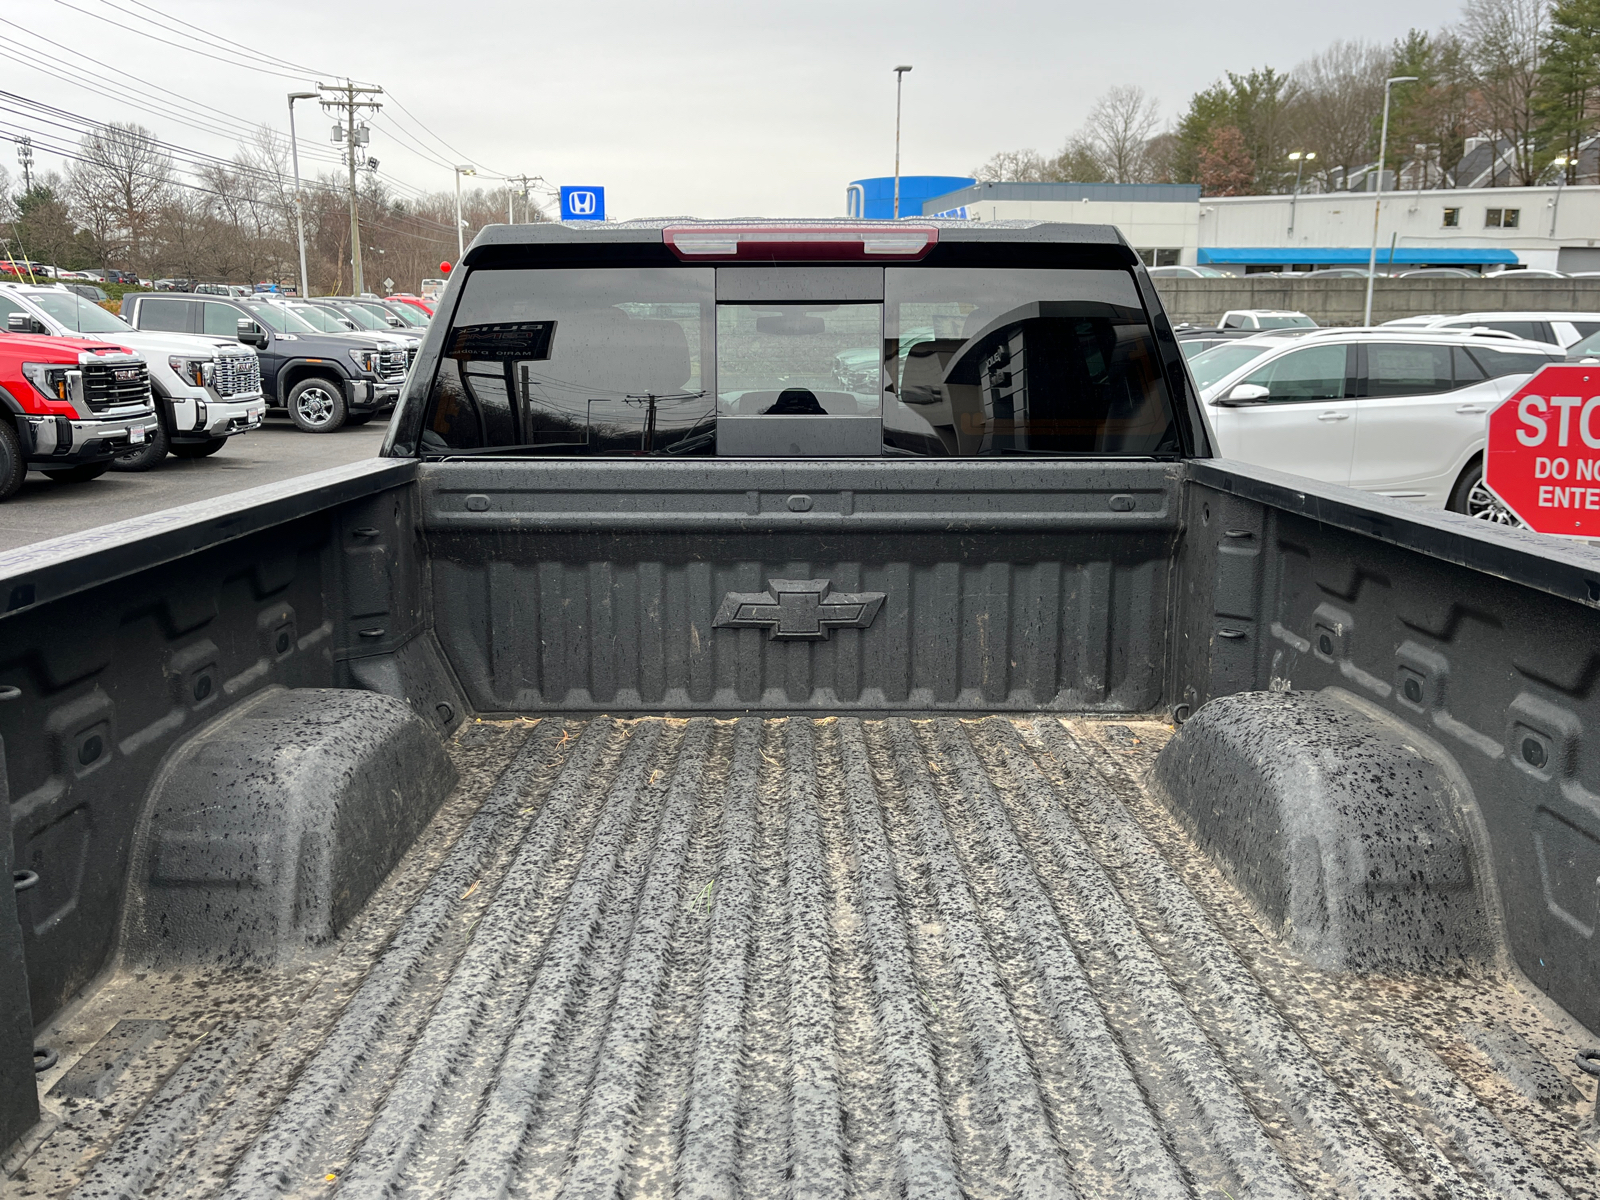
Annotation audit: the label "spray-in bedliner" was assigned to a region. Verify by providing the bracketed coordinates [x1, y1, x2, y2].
[12, 715, 1599, 1199]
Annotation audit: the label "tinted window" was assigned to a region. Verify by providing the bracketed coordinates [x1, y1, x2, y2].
[1361, 343, 1453, 397]
[1241, 345, 1350, 401]
[1569, 321, 1600, 339]
[421, 265, 1178, 458]
[139, 298, 192, 333]
[885, 267, 1175, 456]
[424, 267, 713, 456]
[1468, 346, 1563, 378]
[292, 304, 354, 332]
[1256, 314, 1316, 329]
[332, 303, 389, 331]
[203, 303, 242, 337]
[1452, 345, 1488, 384]
[0, 296, 27, 327]
[244, 302, 318, 335]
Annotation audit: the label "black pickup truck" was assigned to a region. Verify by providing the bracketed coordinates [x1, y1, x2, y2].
[4, 219, 1600, 1199]
[119, 293, 408, 434]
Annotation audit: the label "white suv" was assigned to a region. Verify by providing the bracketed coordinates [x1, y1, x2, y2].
[1389, 311, 1600, 349]
[0, 282, 265, 470]
[1187, 329, 1563, 520]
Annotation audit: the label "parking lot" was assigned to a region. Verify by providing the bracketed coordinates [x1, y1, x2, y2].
[0, 417, 388, 554]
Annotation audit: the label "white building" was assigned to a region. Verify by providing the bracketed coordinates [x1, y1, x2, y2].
[918, 180, 1600, 273]
[1200, 186, 1600, 273]
[921, 182, 1201, 267]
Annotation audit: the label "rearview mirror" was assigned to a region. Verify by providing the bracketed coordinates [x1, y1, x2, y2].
[7, 313, 30, 333]
[1215, 383, 1271, 406]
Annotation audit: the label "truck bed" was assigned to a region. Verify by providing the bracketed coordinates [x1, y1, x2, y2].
[12, 715, 1599, 1199]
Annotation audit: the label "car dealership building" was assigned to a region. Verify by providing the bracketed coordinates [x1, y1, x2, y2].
[898, 179, 1600, 274]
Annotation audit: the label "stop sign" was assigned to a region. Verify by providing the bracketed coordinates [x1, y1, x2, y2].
[1485, 363, 1600, 537]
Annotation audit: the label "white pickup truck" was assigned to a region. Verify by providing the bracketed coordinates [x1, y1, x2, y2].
[0, 283, 264, 469]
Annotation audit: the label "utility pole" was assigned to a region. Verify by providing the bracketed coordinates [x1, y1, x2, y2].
[320, 80, 384, 296]
[506, 174, 537, 224]
[15, 137, 32, 193]
[893, 65, 912, 219]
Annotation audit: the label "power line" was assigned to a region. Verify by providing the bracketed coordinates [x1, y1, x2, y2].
[0, 25, 351, 174]
[47, 0, 319, 82]
[117, 0, 338, 78]
[385, 95, 507, 177]
[0, 95, 466, 239]
[32, 0, 512, 203]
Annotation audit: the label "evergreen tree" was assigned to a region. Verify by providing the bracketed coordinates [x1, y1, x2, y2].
[1536, 0, 1600, 179]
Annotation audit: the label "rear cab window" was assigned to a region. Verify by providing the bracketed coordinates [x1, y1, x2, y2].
[413, 228, 1192, 460]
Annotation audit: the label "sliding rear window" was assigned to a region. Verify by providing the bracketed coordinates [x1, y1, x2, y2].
[419, 264, 1177, 457]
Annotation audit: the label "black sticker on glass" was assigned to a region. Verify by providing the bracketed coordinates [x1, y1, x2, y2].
[447, 321, 555, 361]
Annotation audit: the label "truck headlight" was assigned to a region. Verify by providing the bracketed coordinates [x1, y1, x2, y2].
[21, 362, 83, 404]
[168, 356, 216, 388]
[348, 348, 379, 374]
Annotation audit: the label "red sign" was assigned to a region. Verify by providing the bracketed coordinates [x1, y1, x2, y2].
[1486, 363, 1600, 537]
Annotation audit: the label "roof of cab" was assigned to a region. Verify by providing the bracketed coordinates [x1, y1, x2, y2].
[461, 217, 1131, 263]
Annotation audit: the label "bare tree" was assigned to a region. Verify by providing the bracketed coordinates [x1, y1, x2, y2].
[68, 122, 173, 273]
[970, 149, 1052, 181]
[1463, 0, 1550, 183]
[1291, 40, 1391, 189]
[1142, 131, 1180, 182]
[1082, 85, 1162, 181]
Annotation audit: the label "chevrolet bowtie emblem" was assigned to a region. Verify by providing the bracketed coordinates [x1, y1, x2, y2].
[713, 578, 886, 640]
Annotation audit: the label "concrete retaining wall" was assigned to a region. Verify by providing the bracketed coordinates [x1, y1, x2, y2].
[1151, 276, 1600, 327]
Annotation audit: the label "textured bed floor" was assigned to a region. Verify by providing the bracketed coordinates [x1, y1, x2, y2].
[10, 715, 1600, 1199]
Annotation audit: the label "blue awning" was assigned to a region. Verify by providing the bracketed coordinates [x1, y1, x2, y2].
[1197, 247, 1519, 266]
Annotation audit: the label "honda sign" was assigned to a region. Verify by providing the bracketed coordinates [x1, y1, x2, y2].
[559, 186, 605, 222]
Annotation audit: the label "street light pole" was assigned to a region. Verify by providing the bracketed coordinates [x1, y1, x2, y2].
[1549, 156, 1570, 237]
[893, 65, 912, 219]
[1287, 151, 1315, 236]
[1365, 75, 1418, 326]
[287, 92, 317, 299]
[455, 165, 476, 261]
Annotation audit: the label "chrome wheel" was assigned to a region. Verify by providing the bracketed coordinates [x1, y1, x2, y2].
[1465, 479, 1521, 525]
[295, 386, 338, 427]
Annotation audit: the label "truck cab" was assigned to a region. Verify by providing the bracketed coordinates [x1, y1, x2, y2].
[0, 283, 263, 469]
[0, 331, 158, 498]
[120, 292, 405, 433]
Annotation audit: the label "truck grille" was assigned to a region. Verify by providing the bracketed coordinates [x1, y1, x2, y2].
[379, 348, 407, 380]
[405, 344, 417, 372]
[82, 359, 151, 412]
[212, 353, 262, 398]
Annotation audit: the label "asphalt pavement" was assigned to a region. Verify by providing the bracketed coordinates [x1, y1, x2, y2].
[0, 416, 390, 554]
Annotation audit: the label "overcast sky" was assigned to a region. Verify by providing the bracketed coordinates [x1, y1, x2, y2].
[7, 0, 1459, 220]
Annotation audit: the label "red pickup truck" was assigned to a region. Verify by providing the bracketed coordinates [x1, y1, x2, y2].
[0, 332, 159, 500]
